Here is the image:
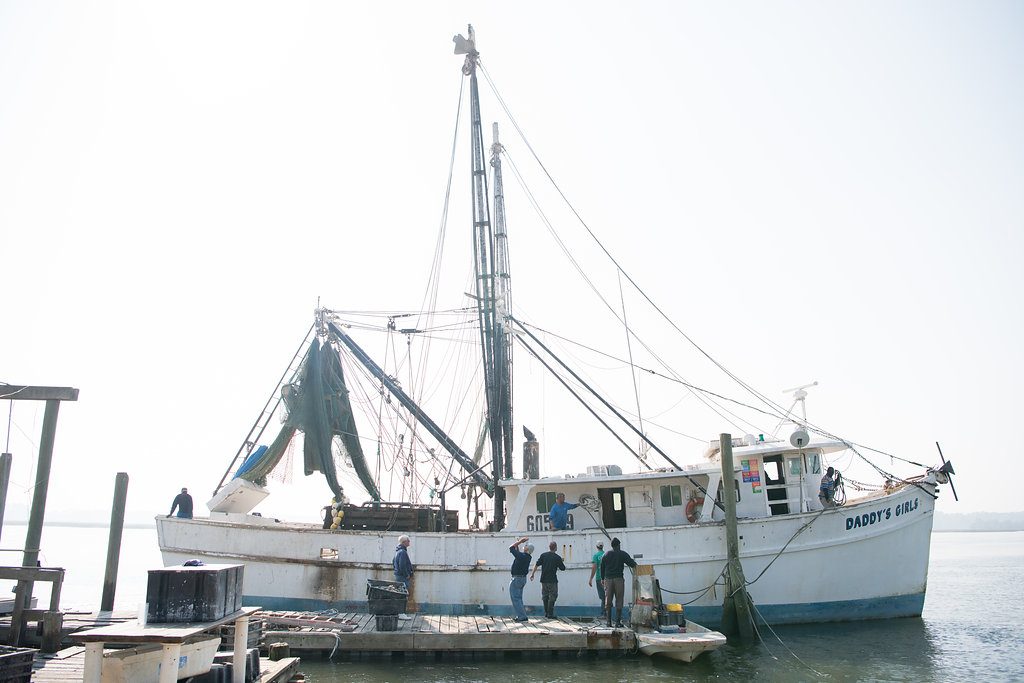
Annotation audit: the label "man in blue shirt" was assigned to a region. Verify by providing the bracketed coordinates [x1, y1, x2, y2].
[549, 493, 579, 530]
[508, 536, 533, 622]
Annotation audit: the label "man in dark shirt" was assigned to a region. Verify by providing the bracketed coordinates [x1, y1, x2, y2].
[599, 537, 637, 627]
[530, 541, 566, 618]
[508, 536, 533, 622]
[167, 488, 193, 519]
[392, 535, 414, 592]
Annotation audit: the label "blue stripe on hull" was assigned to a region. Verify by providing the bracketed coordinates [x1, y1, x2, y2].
[244, 591, 924, 626]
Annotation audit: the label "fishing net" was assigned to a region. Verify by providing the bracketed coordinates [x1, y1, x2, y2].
[234, 337, 381, 501]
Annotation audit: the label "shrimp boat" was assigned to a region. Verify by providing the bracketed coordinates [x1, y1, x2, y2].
[157, 27, 955, 627]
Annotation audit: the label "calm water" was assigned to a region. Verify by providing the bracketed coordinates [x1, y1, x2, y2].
[2, 526, 1021, 681]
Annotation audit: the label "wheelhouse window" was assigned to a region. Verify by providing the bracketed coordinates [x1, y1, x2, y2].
[660, 485, 683, 507]
[536, 491, 558, 514]
[808, 452, 822, 475]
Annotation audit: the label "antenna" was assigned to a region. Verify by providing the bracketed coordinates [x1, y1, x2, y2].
[773, 381, 818, 434]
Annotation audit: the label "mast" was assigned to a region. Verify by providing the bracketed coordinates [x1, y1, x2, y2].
[491, 122, 514, 482]
[455, 26, 511, 529]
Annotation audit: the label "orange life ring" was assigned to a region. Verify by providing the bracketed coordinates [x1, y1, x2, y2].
[685, 497, 704, 524]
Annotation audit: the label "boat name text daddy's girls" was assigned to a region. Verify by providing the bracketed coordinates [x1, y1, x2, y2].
[846, 497, 919, 530]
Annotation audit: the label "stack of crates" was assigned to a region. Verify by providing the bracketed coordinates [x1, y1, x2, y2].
[146, 564, 244, 623]
[0, 646, 36, 683]
[218, 616, 263, 651]
[657, 603, 686, 628]
[366, 579, 408, 631]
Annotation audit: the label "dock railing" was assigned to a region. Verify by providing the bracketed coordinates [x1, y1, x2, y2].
[0, 565, 65, 652]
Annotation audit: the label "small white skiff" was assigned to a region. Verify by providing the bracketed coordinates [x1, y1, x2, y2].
[637, 621, 727, 663]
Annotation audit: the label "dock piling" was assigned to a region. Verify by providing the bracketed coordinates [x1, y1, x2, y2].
[101, 472, 129, 611]
[719, 433, 755, 641]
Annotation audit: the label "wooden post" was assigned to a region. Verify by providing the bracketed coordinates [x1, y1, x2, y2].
[158, 643, 182, 683]
[0, 452, 11, 542]
[8, 399, 61, 645]
[233, 614, 250, 683]
[82, 642, 104, 683]
[21, 400, 61, 573]
[719, 433, 755, 640]
[101, 472, 130, 611]
[41, 611, 64, 653]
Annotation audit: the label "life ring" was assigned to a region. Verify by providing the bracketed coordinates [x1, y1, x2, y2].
[685, 497, 704, 524]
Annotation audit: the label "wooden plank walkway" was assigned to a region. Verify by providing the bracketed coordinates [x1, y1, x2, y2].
[264, 613, 635, 654]
[30, 647, 300, 682]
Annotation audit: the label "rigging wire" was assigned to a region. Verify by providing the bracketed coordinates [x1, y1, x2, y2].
[512, 313, 706, 443]
[501, 148, 765, 438]
[514, 320, 782, 421]
[746, 595, 827, 678]
[618, 271, 646, 450]
[482, 63, 934, 479]
[744, 509, 827, 587]
[514, 334, 651, 470]
[480, 64, 794, 423]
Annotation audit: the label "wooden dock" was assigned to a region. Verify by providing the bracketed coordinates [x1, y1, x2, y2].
[264, 613, 636, 656]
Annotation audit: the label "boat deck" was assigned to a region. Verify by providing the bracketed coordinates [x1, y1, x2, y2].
[263, 612, 637, 656]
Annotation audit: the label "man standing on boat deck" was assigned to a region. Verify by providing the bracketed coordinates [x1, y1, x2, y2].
[393, 535, 414, 592]
[167, 488, 193, 519]
[600, 537, 637, 627]
[549, 493, 579, 530]
[819, 467, 838, 508]
[508, 537, 533, 622]
[588, 541, 606, 605]
[530, 541, 566, 618]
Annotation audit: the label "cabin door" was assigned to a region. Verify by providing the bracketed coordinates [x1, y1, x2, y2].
[785, 455, 806, 512]
[763, 455, 790, 515]
[597, 487, 627, 528]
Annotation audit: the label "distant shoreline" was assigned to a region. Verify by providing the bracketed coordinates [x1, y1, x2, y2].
[3, 520, 156, 530]
[2, 521, 1021, 533]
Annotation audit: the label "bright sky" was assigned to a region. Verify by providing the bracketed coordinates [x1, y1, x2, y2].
[1, 2, 1021, 524]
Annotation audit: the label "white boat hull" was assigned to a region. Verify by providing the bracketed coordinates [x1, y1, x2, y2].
[637, 621, 727, 662]
[157, 481, 935, 626]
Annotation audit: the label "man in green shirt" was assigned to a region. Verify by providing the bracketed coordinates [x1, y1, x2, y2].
[588, 541, 606, 606]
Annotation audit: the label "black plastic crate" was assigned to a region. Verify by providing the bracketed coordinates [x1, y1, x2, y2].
[212, 647, 260, 683]
[366, 579, 408, 601]
[368, 597, 406, 615]
[147, 563, 244, 623]
[657, 610, 685, 626]
[0, 645, 36, 683]
[375, 614, 399, 631]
